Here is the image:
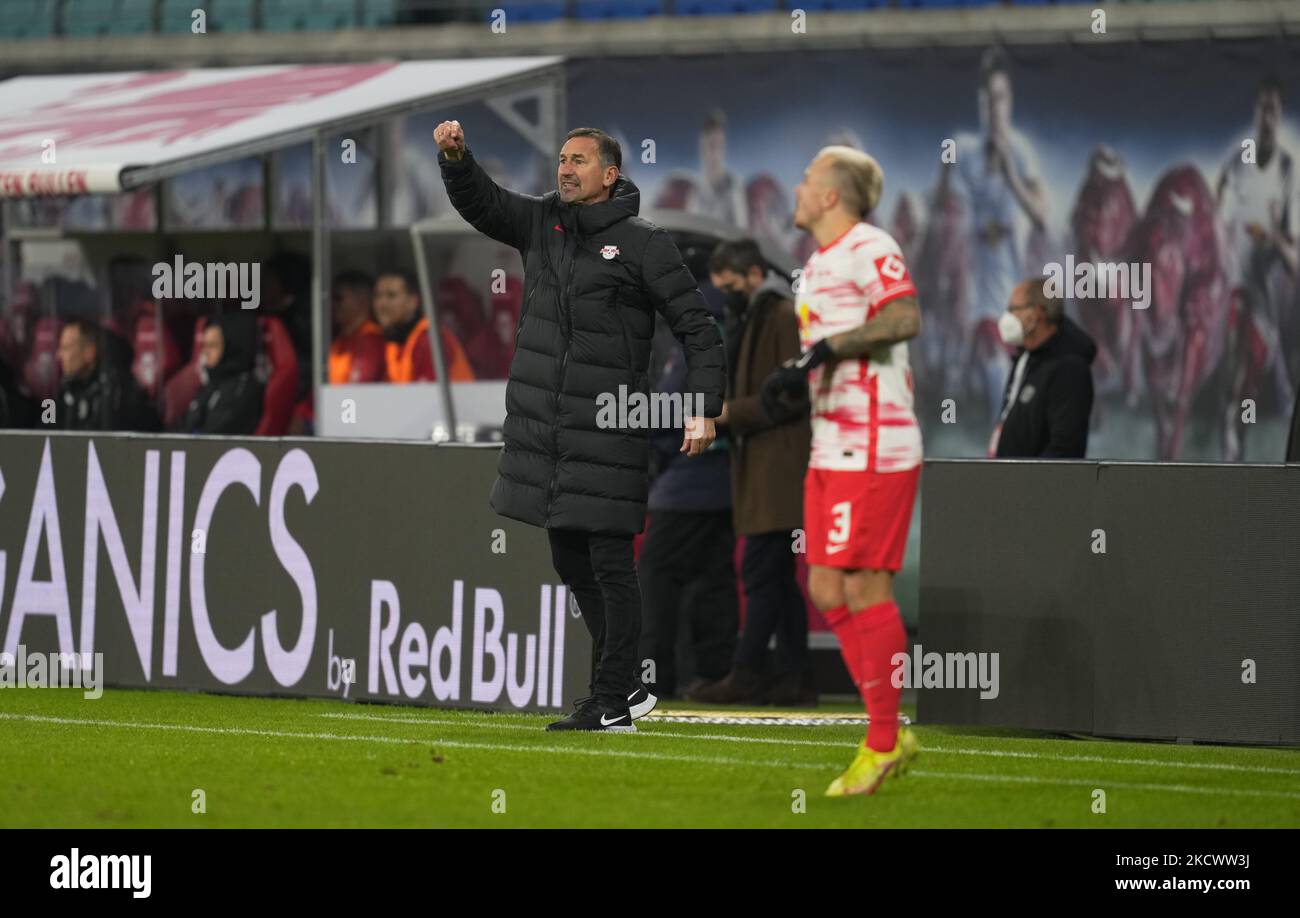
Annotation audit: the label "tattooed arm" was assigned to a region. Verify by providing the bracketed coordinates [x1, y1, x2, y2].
[759, 295, 921, 417]
[825, 296, 922, 358]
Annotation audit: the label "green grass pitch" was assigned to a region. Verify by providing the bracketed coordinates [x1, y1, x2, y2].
[2, 687, 1298, 828]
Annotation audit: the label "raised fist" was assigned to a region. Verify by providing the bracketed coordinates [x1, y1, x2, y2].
[434, 120, 466, 160]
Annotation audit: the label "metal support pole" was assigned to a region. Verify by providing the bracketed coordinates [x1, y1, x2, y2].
[410, 222, 457, 440]
[311, 130, 330, 435]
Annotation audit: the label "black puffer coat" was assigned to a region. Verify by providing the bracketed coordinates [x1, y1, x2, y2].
[440, 149, 725, 534]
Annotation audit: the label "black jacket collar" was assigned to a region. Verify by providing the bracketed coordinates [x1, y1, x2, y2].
[560, 175, 640, 235]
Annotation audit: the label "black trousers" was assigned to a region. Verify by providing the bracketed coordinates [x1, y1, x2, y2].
[734, 529, 809, 677]
[547, 528, 640, 705]
[638, 509, 738, 697]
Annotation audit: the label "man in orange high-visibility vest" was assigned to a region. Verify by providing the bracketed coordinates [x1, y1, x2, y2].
[373, 269, 474, 383]
[328, 270, 387, 384]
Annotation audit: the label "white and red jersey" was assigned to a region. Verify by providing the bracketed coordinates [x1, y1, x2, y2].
[797, 221, 922, 472]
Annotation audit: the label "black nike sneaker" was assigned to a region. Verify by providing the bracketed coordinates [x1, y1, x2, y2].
[546, 697, 636, 732]
[628, 684, 658, 720]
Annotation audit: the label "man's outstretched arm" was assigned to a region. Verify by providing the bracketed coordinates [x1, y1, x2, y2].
[435, 119, 541, 252]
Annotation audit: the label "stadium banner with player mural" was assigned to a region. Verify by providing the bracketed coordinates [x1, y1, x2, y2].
[918, 458, 1300, 746]
[567, 40, 1300, 466]
[0, 432, 590, 713]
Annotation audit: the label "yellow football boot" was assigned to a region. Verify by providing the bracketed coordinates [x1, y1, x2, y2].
[892, 726, 920, 778]
[825, 728, 920, 797]
[824, 741, 871, 797]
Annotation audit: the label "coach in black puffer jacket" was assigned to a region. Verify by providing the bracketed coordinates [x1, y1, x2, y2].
[439, 134, 725, 536]
[438, 122, 725, 728]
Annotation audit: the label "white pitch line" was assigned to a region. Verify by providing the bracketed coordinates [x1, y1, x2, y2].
[0, 712, 811, 771]
[318, 711, 1300, 778]
[910, 770, 1300, 801]
[6, 712, 1300, 802]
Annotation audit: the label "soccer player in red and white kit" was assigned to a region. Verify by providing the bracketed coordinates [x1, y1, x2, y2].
[763, 146, 921, 796]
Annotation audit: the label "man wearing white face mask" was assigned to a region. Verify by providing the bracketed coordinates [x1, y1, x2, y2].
[988, 277, 1097, 458]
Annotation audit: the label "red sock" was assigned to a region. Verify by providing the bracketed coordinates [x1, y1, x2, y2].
[823, 605, 865, 703]
[853, 600, 907, 752]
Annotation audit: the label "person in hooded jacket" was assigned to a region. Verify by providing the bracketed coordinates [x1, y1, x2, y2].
[177, 312, 264, 436]
[436, 119, 726, 732]
[989, 276, 1097, 458]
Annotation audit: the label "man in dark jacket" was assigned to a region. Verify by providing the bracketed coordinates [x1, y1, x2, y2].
[176, 312, 264, 436]
[639, 294, 738, 700]
[56, 319, 158, 432]
[990, 276, 1097, 458]
[437, 119, 726, 732]
[693, 238, 814, 706]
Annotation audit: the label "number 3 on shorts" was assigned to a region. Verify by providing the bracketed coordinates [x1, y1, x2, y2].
[828, 500, 852, 546]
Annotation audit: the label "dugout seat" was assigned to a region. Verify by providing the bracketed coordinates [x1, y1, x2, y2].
[23, 317, 62, 403]
[130, 308, 182, 400]
[254, 315, 299, 436]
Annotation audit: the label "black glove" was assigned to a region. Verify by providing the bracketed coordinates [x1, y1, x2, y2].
[759, 339, 832, 423]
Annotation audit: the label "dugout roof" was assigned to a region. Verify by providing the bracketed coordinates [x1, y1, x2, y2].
[0, 57, 564, 198]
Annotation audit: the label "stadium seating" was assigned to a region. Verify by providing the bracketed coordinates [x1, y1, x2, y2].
[308, 0, 357, 30]
[361, 0, 398, 27]
[676, 0, 779, 14]
[895, 0, 997, 7]
[0, 0, 54, 39]
[575, 0, 664, 19]
[785, 0, 888, 9]
[60, 0, 154, 36]
[495, 2, 567, 23]
[209, 0, 256, 32]
[160, 0, 200, 33]
[0, 0, 1223, 40]
[259, 0, 357, 31]
[262, 0, 314, 32]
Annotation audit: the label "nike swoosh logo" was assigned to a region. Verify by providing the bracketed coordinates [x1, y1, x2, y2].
[826, 544, 849, 554]
[600, 713, 628, 726]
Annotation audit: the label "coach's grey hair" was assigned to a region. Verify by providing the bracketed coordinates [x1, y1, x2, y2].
[1024, 276, 1065, 324]
[818, 145, 883, 219]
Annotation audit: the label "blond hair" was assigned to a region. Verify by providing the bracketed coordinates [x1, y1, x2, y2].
[818, 145, 883, 219]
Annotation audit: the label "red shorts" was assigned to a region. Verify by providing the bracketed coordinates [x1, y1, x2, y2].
[803, 466, 920, 571]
